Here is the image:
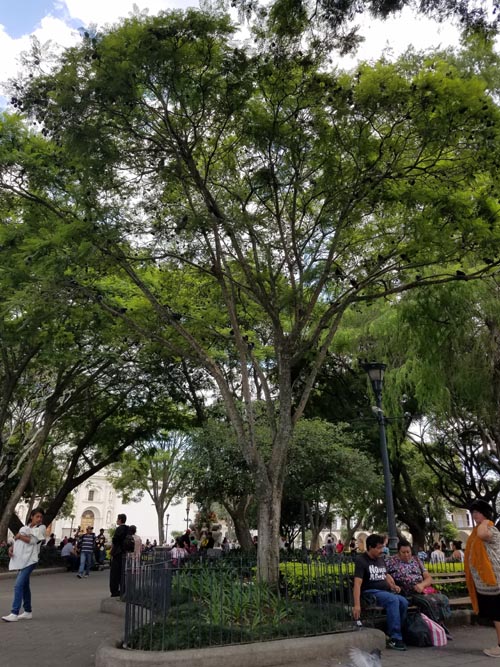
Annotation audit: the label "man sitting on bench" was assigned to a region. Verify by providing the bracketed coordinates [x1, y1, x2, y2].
[352, 533, 409, 651]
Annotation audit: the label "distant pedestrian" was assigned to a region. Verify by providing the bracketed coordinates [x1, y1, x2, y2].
[430, 543, 445, 564]
[2, 508, 46, 622]
[128, 525, 142, 570]
[95, 528, 106, 568]
[61, 538, 78, 571]
[109, 514, 128, 598]
[325, 538, 335, 556]
[448, 540, 464, 563]
[336, 540, 344, 554]
[77, 526, 95, 578]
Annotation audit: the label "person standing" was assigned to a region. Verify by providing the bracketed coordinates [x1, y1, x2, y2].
[465, 499, 500, 658]
[95, 528, 107, 569]
[2, 508, 46, 622]
[128, 525, 142, 571]
[352, 533, 409, 651]
[109, 514, 128, 598]
[77, 526, 96, 578]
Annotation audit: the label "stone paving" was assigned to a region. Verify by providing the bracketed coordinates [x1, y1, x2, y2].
[0, 569, 122, 667]
[0, 569, 498, 667]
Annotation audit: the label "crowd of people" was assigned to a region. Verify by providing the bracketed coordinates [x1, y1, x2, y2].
[3, 497, 500, 662]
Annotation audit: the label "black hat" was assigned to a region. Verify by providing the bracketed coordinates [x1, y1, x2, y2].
[470, 499, 494, 520]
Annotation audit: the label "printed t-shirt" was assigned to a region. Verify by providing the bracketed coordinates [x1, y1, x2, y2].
[354, 552, 391, 591]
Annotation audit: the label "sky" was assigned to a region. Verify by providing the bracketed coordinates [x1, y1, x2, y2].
[0, 0, 466, 90]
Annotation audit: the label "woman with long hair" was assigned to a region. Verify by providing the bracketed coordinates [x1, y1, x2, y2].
[2, 508, 46, 622]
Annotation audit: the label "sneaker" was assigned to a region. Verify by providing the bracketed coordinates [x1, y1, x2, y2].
[387, 638, 407, 651]
[484, 647, 500, 658]
[77, 574, 82, 578]
[2, 614, 19, 622]
[84, 574, 89, 578]
[17, 612, 32, 620]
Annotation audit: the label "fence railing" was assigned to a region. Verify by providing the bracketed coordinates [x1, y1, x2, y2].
[122, 555, 356, 651]
[117, 550, 468, 652]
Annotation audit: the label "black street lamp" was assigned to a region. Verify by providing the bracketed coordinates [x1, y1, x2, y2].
[185, 502, 190, 530]
[362, 361, 398, 552]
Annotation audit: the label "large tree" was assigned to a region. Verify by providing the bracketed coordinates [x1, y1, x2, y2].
[3, 14, 500, 579]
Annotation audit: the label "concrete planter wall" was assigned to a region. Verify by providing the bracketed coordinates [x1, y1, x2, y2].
[96, 629, 385, 667]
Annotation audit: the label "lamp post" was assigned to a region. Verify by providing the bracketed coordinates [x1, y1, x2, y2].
[165, 513, 170, 543]
[362, 361, 398, 552]
[185, 502, 190, 530]
[69, 514, 75, 538]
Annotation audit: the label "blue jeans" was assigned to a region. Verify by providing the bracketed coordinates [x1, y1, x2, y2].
[363, 589, 409, 640]
[78, 551, 93, 576]
[12, 563, 37, 615]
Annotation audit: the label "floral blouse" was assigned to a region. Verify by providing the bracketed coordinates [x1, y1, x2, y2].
[386, 555, 426, 595]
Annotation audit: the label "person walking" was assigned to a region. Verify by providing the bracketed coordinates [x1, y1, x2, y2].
[465, 499, 500, 658]
[77, 526, 96, 578]
[109, 513, 128, 598]
[2, 508, 46, 622]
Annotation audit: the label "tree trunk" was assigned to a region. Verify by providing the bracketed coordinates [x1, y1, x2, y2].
[256, 479, 283, 585]
[156, 507, 165, 544]
[408, 522, 427, 551]
[309, 526, 322, 552]
[0, 418, 54, 541]
[224, 496, 254, 551]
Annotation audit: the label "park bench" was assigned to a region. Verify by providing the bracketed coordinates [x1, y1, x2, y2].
[358, 570, 471, 625]
[431, 570, 471, 607]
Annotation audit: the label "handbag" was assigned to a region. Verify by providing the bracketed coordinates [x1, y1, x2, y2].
[420, 612, 448, 646]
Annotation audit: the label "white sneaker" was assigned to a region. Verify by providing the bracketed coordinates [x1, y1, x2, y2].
[2, 614, 19, 622]
[484, 647, 500, 658]
[17, 612, 32, 620]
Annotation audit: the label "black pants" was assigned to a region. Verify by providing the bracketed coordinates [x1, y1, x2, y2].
[109, 555, 123, 597]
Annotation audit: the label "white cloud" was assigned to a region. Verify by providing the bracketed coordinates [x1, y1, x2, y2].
[0, 16, 78, 85]
[62, 0, 196, 27]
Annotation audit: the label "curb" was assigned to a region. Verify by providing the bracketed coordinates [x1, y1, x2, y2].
[95, 629, 386, 667]
[101, 597, 126, 618]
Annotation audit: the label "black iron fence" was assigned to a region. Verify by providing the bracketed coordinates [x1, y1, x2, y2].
[122, 555, 356, 651]
[116, 551, 468, 652]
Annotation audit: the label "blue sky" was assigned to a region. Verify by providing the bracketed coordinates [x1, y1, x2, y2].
[0, 1, 76, 38]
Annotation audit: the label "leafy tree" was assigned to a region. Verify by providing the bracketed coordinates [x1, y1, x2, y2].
[286, 418, 381, 550]
[186, 418, 256, 551]
[4, 15, 500, 579]
[109, 431, 190, 544]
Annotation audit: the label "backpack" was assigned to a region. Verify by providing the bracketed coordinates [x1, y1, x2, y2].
[124, 534, 135, 553]
[403, 611, 433, 647]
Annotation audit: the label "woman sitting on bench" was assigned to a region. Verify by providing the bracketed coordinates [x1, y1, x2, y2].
[387, 539, 451, 633]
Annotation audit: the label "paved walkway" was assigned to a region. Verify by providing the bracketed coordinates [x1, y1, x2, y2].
[0, 569, 122, 667]
[1, 569, 499, 666]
